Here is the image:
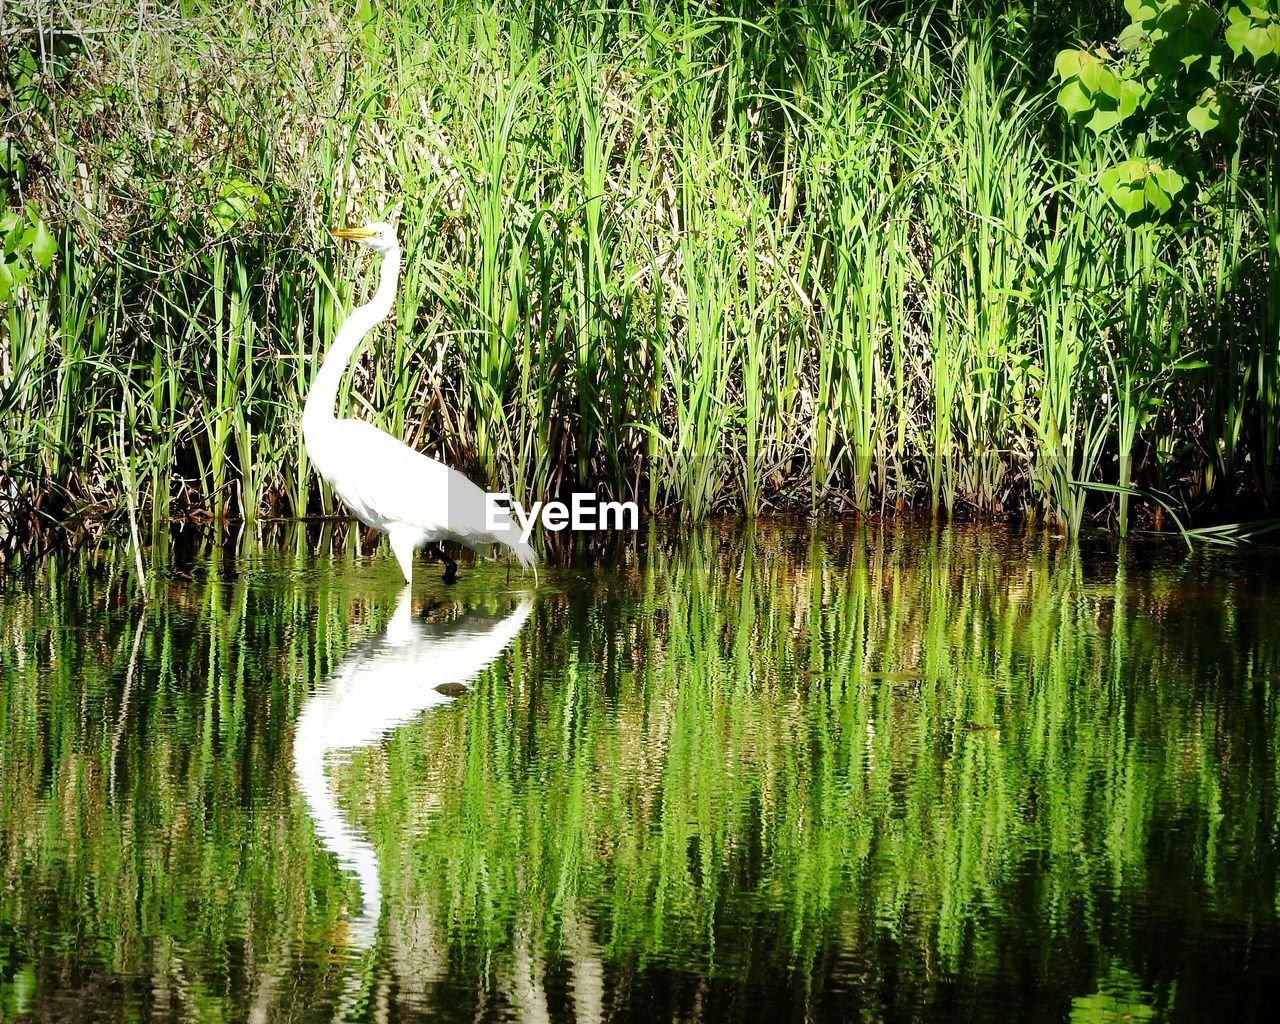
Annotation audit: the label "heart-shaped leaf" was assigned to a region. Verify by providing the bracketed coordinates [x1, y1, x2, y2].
[1087, 94, 1125, 133]
[1226, 12, 1252, 56]
[1125, 0, 1162, 28]
[1187, 100, 1219, 133]
[1152, 164, 1188, 198]
[1057, 80, 1094, 118]
[1100, 160, 1150, 217]
[1244, 24, 1274, 60]
[1145, 175, 1174, 214]
[1055, 48, 1092, 81]
[1187, 87, 1240, 137]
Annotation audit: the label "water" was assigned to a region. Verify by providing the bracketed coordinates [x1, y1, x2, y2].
[2, 523, 1279, 1023]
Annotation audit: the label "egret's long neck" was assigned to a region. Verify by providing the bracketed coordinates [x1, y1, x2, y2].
[303, 244, 401, 432]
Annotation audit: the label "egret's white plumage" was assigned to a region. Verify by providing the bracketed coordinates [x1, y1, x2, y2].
[293, 590, 534, 949]
[303, 222, 535, 584]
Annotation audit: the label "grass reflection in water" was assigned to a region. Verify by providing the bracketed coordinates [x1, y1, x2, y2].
[1, 523, 1278, 1022]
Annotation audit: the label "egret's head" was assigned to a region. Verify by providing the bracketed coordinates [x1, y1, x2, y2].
[330, 221, 398, 255]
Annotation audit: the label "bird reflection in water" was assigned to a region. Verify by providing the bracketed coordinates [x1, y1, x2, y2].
[293, 589, 534, 950]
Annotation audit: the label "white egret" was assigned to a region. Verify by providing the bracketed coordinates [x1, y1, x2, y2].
[303, 222, 535, 584]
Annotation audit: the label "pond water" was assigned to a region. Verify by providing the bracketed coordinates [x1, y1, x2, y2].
[2, 523, 1279, 1023]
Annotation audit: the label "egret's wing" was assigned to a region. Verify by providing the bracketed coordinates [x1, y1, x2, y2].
[330, 420, 459, 531]
[331, 420, 528, 555]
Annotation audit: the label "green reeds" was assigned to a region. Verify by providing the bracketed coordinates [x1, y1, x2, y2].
[0, 0, 1276, 546]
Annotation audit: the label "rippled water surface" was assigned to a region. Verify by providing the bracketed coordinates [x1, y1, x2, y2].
[3, 524, 1280, 1022]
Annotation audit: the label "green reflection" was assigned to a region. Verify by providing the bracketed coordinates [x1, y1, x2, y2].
[2, 525, 1279, 1021]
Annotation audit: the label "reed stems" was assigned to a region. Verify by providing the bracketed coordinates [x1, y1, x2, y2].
[1, 0, 1275, 546]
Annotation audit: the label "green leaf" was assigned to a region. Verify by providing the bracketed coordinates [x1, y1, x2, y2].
[1113, 184, 1149, 217]
[1226, 14, 1252, 56]
[4, 224, 23, 257]
[211, 179, 266, 232]
[29, 220, 55, 270]
[1150, 21, 1215, 75]
[1125, 0, 1161, 27]
[1118, 22, 1149, 51]
[1156, 2, 1191, 34]
[1244, 24, 1274, 60]
[1187, 2, 1219, 36]
[1100, 160, 1148, 217]
[0, 138, 23, 178]
[1187, 100, 1218, 133]
[1105, 159, 1145, 186]
[1145, 176, 1173, 214]
[1087, 94, 1127, 133]
[1155, 162, 1188, 193]
[1077, 54, 1105, 91]
[0, 254, 27, 298]
[1098, 158, 1187, 223]
[1058, 80, 1094, 118]
[355, 0, 379, 51]
[1186, 88, 1239, 137]
[1095, 65, 1123, 99]
[1120, 78, 1146, 116]
[1055, 48, 1091, 81]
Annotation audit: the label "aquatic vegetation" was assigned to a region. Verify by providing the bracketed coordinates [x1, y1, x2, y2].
[1, 526, 1278, 1019]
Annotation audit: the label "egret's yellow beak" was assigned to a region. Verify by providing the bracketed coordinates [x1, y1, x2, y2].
[330, 226, 378, 240]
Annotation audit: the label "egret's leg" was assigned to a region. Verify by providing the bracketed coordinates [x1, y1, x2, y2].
[439, 547, 458, 585]
[388, 527, 416, 585]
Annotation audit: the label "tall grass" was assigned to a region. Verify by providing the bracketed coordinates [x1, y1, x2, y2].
[1, 0, 1276, 550]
